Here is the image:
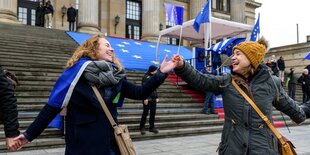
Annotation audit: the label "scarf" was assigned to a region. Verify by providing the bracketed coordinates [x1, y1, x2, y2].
[83, 60, 126, 87]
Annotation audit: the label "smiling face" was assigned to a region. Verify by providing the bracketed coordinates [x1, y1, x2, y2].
[97, 38, 114, 62]
[231, 49, 251, 76]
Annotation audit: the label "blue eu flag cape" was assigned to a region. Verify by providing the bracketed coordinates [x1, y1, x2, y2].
[48, 58, 91, 129]
[48, 58, 125, 129]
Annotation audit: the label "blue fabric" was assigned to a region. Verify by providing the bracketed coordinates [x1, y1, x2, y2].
[195, 47, 205, 72]
[193, 0, 210, 32]
[66, 32, 192, 71]
[250, 14, 260, 41]
[48, 58, 90, 109]
[208, 37, 246, 57]
[164, 3, 174, 23]
[174, 6, 184, 25]
[164, 4, 184, 25]
[304, 52, 310, 60]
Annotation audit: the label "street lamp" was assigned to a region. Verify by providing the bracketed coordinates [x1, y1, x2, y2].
[114, 15, 120, 34]
[61, 5, 67, 27]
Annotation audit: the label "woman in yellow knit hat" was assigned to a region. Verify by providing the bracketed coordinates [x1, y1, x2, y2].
[165, 37, 310, 154]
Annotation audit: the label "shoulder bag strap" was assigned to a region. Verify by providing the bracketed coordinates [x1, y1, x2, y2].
[231, 79, 286, 145]
[91, 85, 117, 127]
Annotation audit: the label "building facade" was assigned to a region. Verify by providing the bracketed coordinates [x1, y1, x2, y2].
[0, 0, 261, 45]
[266, 36, 310, 76]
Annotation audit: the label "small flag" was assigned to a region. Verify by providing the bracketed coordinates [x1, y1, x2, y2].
[165, 3, 184, 25]
[250, 14, 260, 41]
[193, 0, 210, 32]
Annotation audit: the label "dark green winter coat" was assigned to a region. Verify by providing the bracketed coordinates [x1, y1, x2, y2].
[174, 61, 306, 155]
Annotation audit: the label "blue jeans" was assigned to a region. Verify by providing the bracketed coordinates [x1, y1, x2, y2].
[203, 91, 215, 113]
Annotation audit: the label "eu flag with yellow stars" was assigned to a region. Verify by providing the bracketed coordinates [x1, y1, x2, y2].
[250, 14, 260, 41]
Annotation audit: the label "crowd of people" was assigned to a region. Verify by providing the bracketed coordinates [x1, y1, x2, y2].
[2, 35, 310, 154]
[35, 1, 77, 31]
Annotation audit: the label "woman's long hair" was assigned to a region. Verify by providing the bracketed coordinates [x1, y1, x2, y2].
[66, 34, 123, 71]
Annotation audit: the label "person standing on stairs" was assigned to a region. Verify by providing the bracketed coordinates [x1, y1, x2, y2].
[0, 65, 20, 151]
[201, 66, 216, 114]
[12, 34, 177, 155]
[167, 37, 310, 154]
[287, 67, 297, 100]
[140, 65, 159, 135]
[44, 0, 54, 29]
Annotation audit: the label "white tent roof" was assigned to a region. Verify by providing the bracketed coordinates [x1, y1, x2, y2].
[159, 16, 253, 42]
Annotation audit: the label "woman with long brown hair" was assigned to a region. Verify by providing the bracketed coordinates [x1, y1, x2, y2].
[14, 34, 176, 154]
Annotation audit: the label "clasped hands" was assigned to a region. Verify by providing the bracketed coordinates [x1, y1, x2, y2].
[6, 134, 28, 151]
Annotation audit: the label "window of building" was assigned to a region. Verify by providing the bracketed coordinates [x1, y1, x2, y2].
[18, 7, 27, 24]
[31, 9, 36, 26]
[212, 0, 230, 13]
[126, 0, 142, 40]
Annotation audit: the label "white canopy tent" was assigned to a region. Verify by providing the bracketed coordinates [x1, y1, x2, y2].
[159, 16, 253, 44]
[157, 16, 253, 69]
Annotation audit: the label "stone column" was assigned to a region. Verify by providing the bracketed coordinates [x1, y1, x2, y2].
[141, 0, 160, 42]
[0, 0, 19, 24]
[77, 0, 100, 34]
[230, 0, 245, 23]
[190, 0, 205, 19]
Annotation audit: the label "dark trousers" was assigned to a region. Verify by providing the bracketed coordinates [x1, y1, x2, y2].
[288, 83, 296, 100]
[203, 91, 215, 113]
[302, 90, 310, 103]
[139, 99, 156, 129]
[69, 22, 75, 31]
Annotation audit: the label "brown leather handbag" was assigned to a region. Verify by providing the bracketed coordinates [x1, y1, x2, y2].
[232, 79, 297, 155]
[91, 85, 136, 155]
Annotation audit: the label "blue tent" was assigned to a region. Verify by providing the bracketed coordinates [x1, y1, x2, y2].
[66, 32, 192, 71]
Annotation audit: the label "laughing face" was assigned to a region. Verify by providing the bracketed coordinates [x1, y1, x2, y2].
[231, 49, 251, 75]
[97, 38, 114, 62]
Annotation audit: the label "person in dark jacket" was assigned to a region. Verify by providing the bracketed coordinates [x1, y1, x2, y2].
[0, 66, 20, 151]
[139, 65, 159, 135]
[270, 55, 279, 77]
[169, 37, 310, 154]
[44, 0, 53, 28]
[277, 56, 285, 83]
[298, 69, 310, 103]
[287, 67, 297, 100]
[13, 35, 175, 154]
[67, 4, 77, 31]
[35, 1, 44, 27]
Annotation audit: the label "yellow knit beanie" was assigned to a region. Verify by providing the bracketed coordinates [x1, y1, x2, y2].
[233, 38, 268, 69]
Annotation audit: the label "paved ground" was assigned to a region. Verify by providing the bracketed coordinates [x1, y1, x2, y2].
[3, 125, 310, 155]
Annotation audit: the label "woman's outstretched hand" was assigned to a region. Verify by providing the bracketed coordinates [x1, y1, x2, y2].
[159, 55, 183, 73]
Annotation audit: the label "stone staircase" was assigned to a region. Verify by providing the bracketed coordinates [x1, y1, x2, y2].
[0, 22, 309, 153]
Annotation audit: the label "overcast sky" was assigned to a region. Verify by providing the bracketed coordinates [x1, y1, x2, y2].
[255, 0, 310, 48]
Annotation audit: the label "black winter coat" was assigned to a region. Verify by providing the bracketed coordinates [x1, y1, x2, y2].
[24, 69, 167, 155]
[142, 73, 158, 100]
[0, 66, 20, 137]
[298, 74, 310, 91]
[67, 7, 76, 22]
[277, 59, 285, 71]
[35, 6, 45, 26]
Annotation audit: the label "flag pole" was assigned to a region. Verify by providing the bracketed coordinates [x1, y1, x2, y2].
[207, 0, 212, 67]
[155, 35, 162, 66]
[177, 24, 183, 55]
